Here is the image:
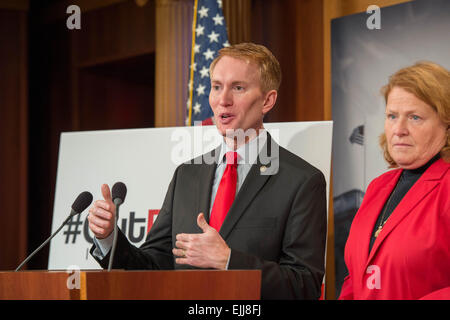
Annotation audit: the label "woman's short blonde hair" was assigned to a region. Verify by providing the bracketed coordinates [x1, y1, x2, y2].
[209, 42, 282, 94]
[379, 61, 450, 167]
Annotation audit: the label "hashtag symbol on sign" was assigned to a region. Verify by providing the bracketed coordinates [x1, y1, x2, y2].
[63, 214, 83, 244]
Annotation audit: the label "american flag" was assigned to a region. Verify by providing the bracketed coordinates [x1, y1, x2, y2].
[186, 0, 229, 126]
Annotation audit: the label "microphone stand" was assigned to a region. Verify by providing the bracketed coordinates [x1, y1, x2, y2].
[107, 201, 122, 271]
[15, 214, 76, 272]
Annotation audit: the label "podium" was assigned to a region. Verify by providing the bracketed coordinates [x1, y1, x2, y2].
[0, 270, 261, 300]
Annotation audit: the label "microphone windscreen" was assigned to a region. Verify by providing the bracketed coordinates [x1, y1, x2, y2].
[71, 191, 93, 214]
[112, 182, 127, 203]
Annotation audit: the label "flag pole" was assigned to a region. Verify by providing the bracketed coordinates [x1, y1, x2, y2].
[187, 0, 199, 126]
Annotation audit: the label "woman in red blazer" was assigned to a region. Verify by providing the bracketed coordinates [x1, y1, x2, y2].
[340, 61, 450, 300]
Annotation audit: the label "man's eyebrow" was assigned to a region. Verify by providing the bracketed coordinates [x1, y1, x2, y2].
[231, 81, 248, 85]
[210, 80, 248, 85]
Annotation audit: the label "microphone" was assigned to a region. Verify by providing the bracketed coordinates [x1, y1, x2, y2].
[15, 191, 93, 272]
[108, 182, 127, 271]
[112, 182, 127, 206]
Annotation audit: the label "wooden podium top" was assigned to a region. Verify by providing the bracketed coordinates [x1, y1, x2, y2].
[0, 270, 261, 300]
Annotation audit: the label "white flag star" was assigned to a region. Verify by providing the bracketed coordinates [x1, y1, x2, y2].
[198, 6, 209, 18]
[193, 102, 201, 114]
[212, 13, 224, 26]
[217, 0, 222, 9]
[208, 31, 220, 43]
[194, 44, 201, 54]
[195, 24, 204, 37]
[196, 84, 206, 96]
[203, 48, 215, 60]
[199, 66, 209, 78]
[223, 40, 230, 47]
[190, 62, 197, 71]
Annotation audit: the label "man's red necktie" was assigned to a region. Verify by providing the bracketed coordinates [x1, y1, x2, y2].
[209, 151, 238, 232]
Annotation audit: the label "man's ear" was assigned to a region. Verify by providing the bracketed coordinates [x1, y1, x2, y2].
[262, 90, 278, 115]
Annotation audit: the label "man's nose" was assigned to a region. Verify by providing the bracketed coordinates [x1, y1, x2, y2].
[219, 88, 232, 107]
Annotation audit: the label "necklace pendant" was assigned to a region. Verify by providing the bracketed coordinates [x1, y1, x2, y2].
[375, 226, 382, 238]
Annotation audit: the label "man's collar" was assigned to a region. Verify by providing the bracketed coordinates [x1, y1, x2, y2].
[218, 129, 268, 165]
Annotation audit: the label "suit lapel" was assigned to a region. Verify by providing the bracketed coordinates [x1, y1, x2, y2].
[219, 135, 277, 240]
[358, 171, 400, 262]
[366, 159, 448, 267]
[196, 147, 220, 224]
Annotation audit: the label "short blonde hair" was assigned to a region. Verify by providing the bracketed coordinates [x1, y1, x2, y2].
[379, 61, 450, 167]
[209, 42, 282, 93]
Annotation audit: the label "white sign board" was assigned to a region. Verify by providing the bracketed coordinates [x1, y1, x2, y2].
[48, 121, 333, 270]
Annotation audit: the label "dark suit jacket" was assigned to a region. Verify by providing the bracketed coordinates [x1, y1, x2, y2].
[91, 134, 327, 299]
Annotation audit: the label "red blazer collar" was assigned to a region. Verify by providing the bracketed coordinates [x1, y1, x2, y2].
[365, 158, 449, 267]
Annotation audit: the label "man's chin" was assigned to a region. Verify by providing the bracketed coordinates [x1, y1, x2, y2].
[216, 124, 237, 136]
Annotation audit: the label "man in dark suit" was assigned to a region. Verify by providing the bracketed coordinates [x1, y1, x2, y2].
[88, 43, 327, 299]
